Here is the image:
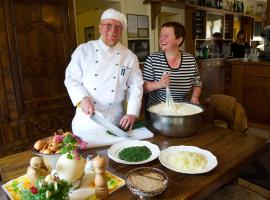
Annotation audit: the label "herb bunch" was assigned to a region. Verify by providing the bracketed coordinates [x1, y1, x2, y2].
[12, 175, 72, 200]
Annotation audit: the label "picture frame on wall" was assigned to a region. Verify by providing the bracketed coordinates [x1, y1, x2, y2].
[84, 26, 95, 42]
[128, 39, 150, 63]
[127, 14, 149, 38]
[127, 14, 138, 38]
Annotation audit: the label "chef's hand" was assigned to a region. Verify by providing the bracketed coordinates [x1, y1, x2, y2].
[119, 114, 137, 131]
[80, 96, 95, 115]
[159, 73, 170, 89]
[191, 96, 200, 104]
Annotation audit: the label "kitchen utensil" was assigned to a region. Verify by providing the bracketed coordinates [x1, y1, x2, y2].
[90, 113, 130, 138]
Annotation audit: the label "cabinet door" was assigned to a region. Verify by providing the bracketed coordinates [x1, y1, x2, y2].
[243, 87, 270, 122]
[199, 60, 224, 99]
[4, 0, 76, 115]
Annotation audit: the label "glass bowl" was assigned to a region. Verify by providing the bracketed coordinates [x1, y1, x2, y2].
[125, 167, 168, 199]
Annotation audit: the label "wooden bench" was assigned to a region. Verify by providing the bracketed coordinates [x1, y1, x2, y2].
[0, 150, 32, 182]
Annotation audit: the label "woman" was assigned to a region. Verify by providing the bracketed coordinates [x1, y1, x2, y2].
[143, 22, 202, 110]
[231, 30, 251, 58]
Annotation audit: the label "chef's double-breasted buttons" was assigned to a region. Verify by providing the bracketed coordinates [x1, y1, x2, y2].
[94, 74, 98, 77]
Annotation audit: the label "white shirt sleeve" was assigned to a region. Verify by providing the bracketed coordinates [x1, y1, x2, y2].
[64, 45, 90, 106]
[126, 53, 144, 116]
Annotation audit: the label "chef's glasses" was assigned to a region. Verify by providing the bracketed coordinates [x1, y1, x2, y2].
[101, 23, 123, 31]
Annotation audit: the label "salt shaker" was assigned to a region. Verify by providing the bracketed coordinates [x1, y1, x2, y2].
[84, 155, 94, 173]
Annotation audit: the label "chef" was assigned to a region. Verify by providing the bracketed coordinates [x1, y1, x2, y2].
[64, 8, 143, 138]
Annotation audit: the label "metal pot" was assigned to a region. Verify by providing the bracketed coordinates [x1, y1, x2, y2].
[147, 102, 204, 137]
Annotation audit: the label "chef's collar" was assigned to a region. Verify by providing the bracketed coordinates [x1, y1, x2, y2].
[98, 38, 121, 53]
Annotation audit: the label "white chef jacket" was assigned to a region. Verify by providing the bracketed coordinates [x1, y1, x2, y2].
[64, 39, 143, 135]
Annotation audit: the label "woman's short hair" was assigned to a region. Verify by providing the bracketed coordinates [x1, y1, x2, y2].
[161, 22, 185, 45]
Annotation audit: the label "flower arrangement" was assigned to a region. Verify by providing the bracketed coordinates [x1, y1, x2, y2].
[54, 131, 88, 160]
[34, 129, 88, 160]
[12, 174, 72, 200]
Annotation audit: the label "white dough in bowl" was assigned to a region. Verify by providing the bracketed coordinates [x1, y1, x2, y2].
[149, 102, 203, 116]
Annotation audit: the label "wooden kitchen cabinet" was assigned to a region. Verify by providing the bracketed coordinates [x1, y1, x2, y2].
[198, 59, 225, 99]
[243, 65, 270, 122]
[0, 0, 77, 157]
[224, 61, 270, 123]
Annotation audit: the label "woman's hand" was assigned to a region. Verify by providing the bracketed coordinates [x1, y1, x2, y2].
[80, 96, 95, 115]
[191, 96, 200, 104]
[159, 73, 170, 89]
[119, 114, 137, 131]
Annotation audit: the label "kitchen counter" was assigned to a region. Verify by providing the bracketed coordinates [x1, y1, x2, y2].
[225, 58, 270, 66]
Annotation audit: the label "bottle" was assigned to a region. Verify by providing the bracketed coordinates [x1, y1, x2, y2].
[240, 0, 244, 13]
[216, 0, 220, 8]
[203, 45, 209, 59]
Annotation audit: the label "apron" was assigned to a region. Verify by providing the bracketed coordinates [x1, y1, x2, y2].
[72, 41, 130, 137]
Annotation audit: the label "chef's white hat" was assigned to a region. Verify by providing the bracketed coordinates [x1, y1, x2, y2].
[101, 8, 127, 30]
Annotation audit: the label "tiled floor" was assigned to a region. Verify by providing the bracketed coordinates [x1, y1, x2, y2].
[238, 121, 270, 199]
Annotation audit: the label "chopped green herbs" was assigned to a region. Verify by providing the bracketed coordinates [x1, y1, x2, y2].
[118, 146, 152, 162]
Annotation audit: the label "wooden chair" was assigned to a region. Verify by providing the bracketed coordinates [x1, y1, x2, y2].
[204, 94, 248, 134]
[204, 95, 266, 200]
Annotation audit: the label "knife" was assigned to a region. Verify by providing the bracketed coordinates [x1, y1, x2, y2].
[90, 113, 130, 138]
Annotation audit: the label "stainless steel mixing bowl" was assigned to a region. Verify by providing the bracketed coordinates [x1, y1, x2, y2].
[147, 102, 204, 137]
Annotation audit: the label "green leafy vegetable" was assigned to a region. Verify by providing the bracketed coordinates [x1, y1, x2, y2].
[118, 146, 152, 162]
[16, 177, 72, 200]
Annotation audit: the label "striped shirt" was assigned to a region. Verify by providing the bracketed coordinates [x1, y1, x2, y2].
[143, 51, 202, 108]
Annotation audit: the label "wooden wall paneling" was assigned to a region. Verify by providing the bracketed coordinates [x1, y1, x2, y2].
[185, 6, 196, 55]
[0, 54, 9, 122]
[0, 1, 19, 121]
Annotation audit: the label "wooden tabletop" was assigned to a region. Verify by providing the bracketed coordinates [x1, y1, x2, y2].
[81, 124, 270, 200]
[1, 124, 269, 200]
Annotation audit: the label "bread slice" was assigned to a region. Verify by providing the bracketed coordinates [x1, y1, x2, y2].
[128, 174, 164, 192]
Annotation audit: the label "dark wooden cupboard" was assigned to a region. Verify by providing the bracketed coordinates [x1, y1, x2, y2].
[0, 0, 77, 157]
[224, 61, 270, 123]
[198, 59, 224, 99]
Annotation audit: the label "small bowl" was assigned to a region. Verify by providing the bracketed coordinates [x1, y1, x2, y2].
[125, 167, 168, 198]
[32, 148, 61, 170]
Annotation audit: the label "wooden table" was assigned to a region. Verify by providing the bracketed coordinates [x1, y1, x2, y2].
[1, 124, 269, 200]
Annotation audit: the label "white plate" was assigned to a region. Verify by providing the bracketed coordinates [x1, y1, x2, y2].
[159, 145, 218, 174]
[108, 140, 160, 165]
